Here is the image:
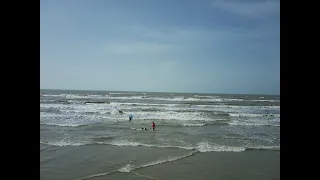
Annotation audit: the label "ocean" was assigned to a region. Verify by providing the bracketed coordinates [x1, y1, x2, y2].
[40, 89, 280, 180]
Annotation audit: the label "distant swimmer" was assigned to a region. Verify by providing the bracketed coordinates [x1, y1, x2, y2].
[141, 128, 147, 131]
[119, 110, 124, 114]
[152, 122, 155, 131]
[129, 114, 133, 121]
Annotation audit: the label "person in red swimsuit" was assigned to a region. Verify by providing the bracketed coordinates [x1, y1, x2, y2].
[152, 122, 155, 131]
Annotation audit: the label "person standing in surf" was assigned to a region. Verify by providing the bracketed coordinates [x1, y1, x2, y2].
[152, 122, 155, 131]
[129, 114, 133, 122]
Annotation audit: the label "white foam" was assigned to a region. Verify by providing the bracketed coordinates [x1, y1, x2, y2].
[228, 117, 280, 126]
[119, 163, 135, 172]
[42, 94, 62, 97]
[109, 92, 136, 95]
[109, 102, 175, 107]
[251, 99, 279, 102]
[229, 113, 280, 117]
[182, 123, 206, 127]
[194, 95, 219, 98]
[41, 103, 117, 116]
[41, 93, 110, 100]
[106, 139, 193, 150]
[40, 113, 106, 127]
[223, 98, 244, 101]
[196, 142, 245, 152]
[109, 103, 280, 113]
[229, 122, 265, 126]
[247, 145, 280, 150]
[41, 99, 280, 116]
[40, 140, 85, 147]
[137, 153, 195, 169]
[67, 100, 85, 104]
[106, 96, 224, 102]
[119, 151, 197, 172]
[41, 139, 279, 152]
[64, 94, 88, 99]
[110, 140, 144, 147]
[107, 139, 247, 152]
[40, 100, 57, 103]
[42, 122, 84, 127]
[41, 102, 280, 125]
[41, 93, 280, 104]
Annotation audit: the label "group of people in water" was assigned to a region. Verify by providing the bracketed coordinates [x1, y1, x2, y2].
[128, 114, 156, 131]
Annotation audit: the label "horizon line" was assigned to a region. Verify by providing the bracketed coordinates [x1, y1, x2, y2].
[40, 88, 280, 96]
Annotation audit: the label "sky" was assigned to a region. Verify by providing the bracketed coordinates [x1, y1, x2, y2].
[40, 0, 280, 95]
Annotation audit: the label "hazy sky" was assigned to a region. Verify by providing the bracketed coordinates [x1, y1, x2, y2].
[40, 0, 280, 95]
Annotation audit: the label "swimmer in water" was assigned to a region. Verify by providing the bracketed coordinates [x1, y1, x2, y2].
[152, 122, 155, 131]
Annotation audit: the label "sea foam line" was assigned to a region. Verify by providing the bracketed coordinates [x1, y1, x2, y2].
[40, 139, 280, 152]
[119, 150, 198, 173]
[78, 152, 197, 180]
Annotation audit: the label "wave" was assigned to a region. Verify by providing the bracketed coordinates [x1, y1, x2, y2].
[41, 101, 280, 115]
[196, 142, 245, 152]
[79, 151, 197, 179]
[41, 122, 85, 127]
[110, 96, 224, 102]
[118, 163, 135, 173]
[41, 94, 224, 102]
[229, 113, 280, 118]
[101, 139, 277, 152]
[182, 123, 206, 127]
[120, 104, 279, 115]
[109, 93, 122, 95]
[40, 140, 85, 147]
[228, 121, 280, 127]
[41, 94, 108, 99]
[41, 113, 278, 128]
[40, 100, 86, 104]
[40, 113, 108, 127]
[41, 93, 280, 104]
[119, 150, 198, 173]
[246, 145, 280, 151]
[223, 98, 244, 101]
[251, 99, 280, 102]
[40, 139, 279, 152]
[193, 95, 221, 99]
[41, 109, 278, 128]
[109, 102, 177, 107]
[109, 92, 138, 95]
[41, 94, 62, 97]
